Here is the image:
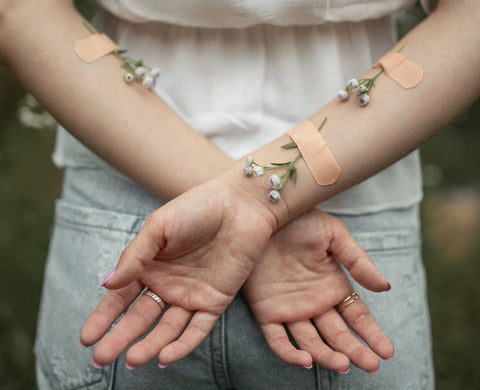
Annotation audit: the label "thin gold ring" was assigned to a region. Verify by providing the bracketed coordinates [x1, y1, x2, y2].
[336, 292, 360, 313]
[143, 288, 167, 311]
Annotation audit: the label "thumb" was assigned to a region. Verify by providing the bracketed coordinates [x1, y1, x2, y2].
[330, 221, 390, 292]
[103, 211, 167, 289]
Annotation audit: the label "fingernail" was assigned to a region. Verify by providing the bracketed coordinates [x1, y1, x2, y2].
[126, 363, 135, 370]
[369, 367, 380, 375]
[338, 367, 350, 375]
[159, 363, 169, 369]
[384, 356, 394, 361]
[92, 359, 103, 369]
[101, 270, 116, 287]
[384, 276, 391, 291]
[302, 363, 313, 369]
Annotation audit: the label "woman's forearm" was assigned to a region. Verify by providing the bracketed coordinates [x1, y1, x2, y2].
[219, 0, 480, 228]
[0, 0, 233, 201]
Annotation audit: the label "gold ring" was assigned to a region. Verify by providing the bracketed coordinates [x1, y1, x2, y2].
[336, 292, 360, 313]
[143, 288, 167, 311]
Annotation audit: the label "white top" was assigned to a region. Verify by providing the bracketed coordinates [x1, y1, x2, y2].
[53, 0, 437, 214]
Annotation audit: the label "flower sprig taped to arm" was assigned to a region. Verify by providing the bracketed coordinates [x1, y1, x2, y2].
[244, 117, 341, 203]
[336, 42, 422, 106]
[75, 20, 161, 90]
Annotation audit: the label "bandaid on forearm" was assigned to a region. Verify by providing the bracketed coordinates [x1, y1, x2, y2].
[374, 51, 423, 89]
[287, 120, 341, 186]
[74, 33, 119, 63]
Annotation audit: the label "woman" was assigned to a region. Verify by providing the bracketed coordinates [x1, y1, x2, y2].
[1, 0, 478, 389]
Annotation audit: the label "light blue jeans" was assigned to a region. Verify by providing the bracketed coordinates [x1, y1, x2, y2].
[35, 168, 434, 389]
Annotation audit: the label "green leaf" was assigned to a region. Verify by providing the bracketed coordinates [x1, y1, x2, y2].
[281, 142, 298, 149]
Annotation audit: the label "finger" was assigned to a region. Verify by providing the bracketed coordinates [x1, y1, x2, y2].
[157, 311, 220, 365]
[330, 219, 390, 292]
[287, 320, 349, 372]
[126, 306, 192, 368]
[313, 307, 381, 373]
[259, 322, 313, 367]
[104, 212, 167, 289]
[339, 297, 394, 361]
[80, 282, 143, 346]
[92, 289, 165, 367]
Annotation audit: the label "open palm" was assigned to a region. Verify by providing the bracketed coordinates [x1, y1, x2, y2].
[244, 209, 393, 374]
[81, 178, 276, 368]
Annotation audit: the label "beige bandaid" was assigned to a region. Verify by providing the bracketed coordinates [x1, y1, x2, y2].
[287, 121, 341, 186]
[374, 51, 423, 89]
[74, 33, 119, 63]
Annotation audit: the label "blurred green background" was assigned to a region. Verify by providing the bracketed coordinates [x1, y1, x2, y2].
[0, 2, 479, 389]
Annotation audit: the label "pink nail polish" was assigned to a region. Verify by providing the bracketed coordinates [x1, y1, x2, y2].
[383, 276, 391, 291]
[92, 360, 103, 369]
[101, 270, 116, 287]
[159, 363, 169, 369]
[126, 363, 135, 370]
[302, 363, 313, 369]
[338, 367, 350, 375]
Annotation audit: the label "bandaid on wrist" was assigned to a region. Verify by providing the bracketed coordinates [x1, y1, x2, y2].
[74, 33, 119, 63]
[374, 51, 423, 89]
[287, 120, 341, 186]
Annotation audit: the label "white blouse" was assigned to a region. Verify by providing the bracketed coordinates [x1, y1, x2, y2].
[54, 0, 437, 213]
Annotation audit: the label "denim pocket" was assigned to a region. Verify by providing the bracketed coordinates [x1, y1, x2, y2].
[34, 200, 146, 389]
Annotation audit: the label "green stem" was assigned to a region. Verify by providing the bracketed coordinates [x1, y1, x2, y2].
[397, 41, 408, 53]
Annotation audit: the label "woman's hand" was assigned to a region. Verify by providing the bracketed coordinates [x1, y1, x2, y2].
[80, 178, 277, 368]
[244, 209, 393, 374]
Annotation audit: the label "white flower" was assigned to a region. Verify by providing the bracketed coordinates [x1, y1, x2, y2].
[252, 166, 264, 177]
[244, 165, 253, 176]
[245, 156, 253, 166]
[135, 66, 148, 78]
[357, 93, 370, 106]
[337, 89, 349, 101]
[142, 76, 156, 90]
[347, 78, 359, 89]
[269, 175, 282, 190]
[124, 72, 135, 83]
[357, 84, 367, 94]
[150, 68, 161, 78]
[268, 190, 281, 202]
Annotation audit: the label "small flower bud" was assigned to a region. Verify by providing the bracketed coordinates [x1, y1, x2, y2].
[357, 84, 367, 94]
[357, 93, 370, 106]
[269, 175, 282, 190]
[124, 72, 135, 83]
[244, 165, 253, 176]
[142, 76, 156, 90]
[337, 89, 349, 101]
[135, 66, 148, 78]
[347, 78, 359, 89]
[252, 166, 264, 177]
[268, 190, 281, 202]
[245, 156, 253, 166]
[150, 68, 161, 78]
